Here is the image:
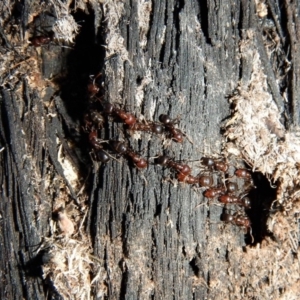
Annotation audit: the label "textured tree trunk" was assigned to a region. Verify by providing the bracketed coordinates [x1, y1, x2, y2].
[1, 0, 299, 299]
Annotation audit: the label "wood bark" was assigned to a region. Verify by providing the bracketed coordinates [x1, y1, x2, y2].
[0, 0, 298, 299]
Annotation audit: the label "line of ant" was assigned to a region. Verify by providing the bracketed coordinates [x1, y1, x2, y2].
[89, 130, 147, 169]
[201, 156, 254, 234]
[85, 74, 185, 142]
[155, 155, 252, 194]
[85, 72, 255, 235]
[154, 154, 255, 233]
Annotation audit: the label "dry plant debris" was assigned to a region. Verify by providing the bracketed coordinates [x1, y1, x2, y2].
[50, 0, 80, 43]
[41, 183, 94, 299]
[222, 30, 300, 298]
[225, 31, 300, 206]
[42, 236, 95, 300]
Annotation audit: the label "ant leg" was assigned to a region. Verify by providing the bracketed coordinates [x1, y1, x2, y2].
[248, 227, 254, 243]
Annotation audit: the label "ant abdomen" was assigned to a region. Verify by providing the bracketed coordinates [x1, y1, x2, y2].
[110, 141, 128, 155]
[199, 175, 213, 187]
[97, 149, 110, 163]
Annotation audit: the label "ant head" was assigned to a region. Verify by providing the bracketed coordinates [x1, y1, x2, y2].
[89, 130, 98, 140]
[176, 172, 187, 182]
[214, 161, 229, 172]
[124, 114, 136, 125]
[179, 164, 192, 175]
[136, 158, 148, 169]
[87, 83, 99, 96]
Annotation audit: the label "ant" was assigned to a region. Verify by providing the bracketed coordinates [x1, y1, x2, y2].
[87, 73, 102, 98]
[176, 173, 213, 187]
[29, 31, 55, 47]
[214, 160, 229, 172]
[201, 157, 215, 169]
[218, 194, 251, 209]
[159, 114, 184, 143]
[199, 174, 214, 187]
[96, 149, 111, 163]
[235, 168, 252, 180]
[203, 186, 225, 198]
[128, 121, 164, 135]
[89, 130, 103, 150]
[102, 102, 136, 125]
[203, 182, 238, 199]
[88, 131, 110, 163]
[110, 141, 147, 169]
[226, 182, 238, 193]
[84, 110, 105, 130]
[201, 157, 229, 172]
[176, 173, 199, 184]
[222, 211, 251, 230]
[155, 155, 191, 175]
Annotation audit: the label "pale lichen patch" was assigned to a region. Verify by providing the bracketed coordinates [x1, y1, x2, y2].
[137, 0, 152, 48]
[50, 0, 80, 43]
[57, 142, 79, 191]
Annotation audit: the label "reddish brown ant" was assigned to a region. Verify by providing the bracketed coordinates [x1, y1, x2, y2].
[110, 141, 147, 169]
[201, 157, 229, 172]
[218, 194, 251, 209]
[204, 182, 238, 199]
[177, 173, 199, 184]
[128, 121, 164, 135]
[128, 153, 147, 168]
[102, 102, 136, 125]
[177, 173, 213, 187]
[214, 160, 229, 172]
[87, 83, 99, 97]
[87, 73, 102, 97]
[155, 155, 191, 175]
[235, 168, 252, 179]
[30, 31, 55, 47]
[88, 131, 111, 163]
[84, 110, 105, 130]
[89, 130, 103, 149]
[159, 114, 183, 143]
[203, 186, 225, 198]
[222, 212, 251, 229]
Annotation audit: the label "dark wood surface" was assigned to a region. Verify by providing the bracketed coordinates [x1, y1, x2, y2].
[0, 0, 298, 299]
